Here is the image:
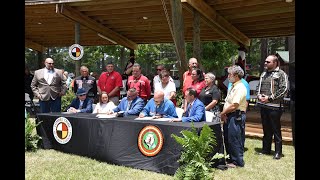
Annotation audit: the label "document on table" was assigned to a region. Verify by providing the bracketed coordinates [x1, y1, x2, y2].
[134, 117, 172, 121]
[96, 114, 117, 118]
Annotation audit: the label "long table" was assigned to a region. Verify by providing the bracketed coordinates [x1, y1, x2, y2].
[37, 113, 223, 175]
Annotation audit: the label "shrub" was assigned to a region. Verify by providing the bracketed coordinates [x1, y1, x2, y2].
[171, 123, 223, 180]
[25, 113, 41, 152]
[61, 89, 76, 112]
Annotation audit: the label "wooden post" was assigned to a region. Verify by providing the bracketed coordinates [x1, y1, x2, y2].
[170, 0, 188, 86]
[193, 9, 201, 64]
[288, 35, 295, 147]
[75, 23, 81, 77]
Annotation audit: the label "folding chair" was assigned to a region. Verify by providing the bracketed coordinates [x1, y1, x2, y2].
[25, 93, 39, 117]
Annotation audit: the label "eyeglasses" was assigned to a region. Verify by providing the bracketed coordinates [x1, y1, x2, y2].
[265, 61, 271, 64]
[47, 63, 54, 65]
[156, 69, 162, 71]
[79, 94, 86, 96]
[191, 74, 197, 76]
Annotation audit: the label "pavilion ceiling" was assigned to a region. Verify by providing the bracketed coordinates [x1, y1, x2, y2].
[25, 0, 295, 51]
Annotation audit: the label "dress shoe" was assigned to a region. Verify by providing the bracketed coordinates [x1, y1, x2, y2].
[273, 153, 282, 160]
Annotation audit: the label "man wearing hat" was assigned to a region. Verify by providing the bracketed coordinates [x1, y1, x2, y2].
[67, 88, 93, 113]
[97, 61, 123, 105]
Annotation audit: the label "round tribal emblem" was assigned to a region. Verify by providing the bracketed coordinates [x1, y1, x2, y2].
[53, 117, 72, 144]
[138, 125, 164, 157]
[68, 44, 84, 60]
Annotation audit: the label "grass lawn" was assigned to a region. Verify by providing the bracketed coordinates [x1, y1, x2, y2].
[25, 138, 294, 180]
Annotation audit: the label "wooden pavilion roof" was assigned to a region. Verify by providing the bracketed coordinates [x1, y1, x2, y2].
[25, 0, 295, 52]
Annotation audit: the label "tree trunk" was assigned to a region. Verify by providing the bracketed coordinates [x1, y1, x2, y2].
[260, 38, 268, 74]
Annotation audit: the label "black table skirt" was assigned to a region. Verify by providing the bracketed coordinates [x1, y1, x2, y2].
[37, 113, 223, 175]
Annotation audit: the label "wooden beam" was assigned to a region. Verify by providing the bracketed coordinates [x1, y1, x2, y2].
[56, 4, 138, 50]
[25, 39, 46, 52]
[183, 0, 250, 47]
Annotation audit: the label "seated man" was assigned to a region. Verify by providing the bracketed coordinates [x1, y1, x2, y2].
[171, 88, 206, 122]
[139, 90, 178, 118]
[110, 87, 144, 116]
[67, 88, 93, 113]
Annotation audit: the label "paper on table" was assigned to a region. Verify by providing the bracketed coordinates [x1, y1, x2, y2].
[96, 114, 117, 118]
[134, 117, 172, 121]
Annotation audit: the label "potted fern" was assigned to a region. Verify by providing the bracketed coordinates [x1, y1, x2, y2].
[171, 123, 224, 180]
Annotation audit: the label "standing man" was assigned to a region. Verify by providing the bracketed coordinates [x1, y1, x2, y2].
[181, 57, 199, 111]
[73, 66, 97, 103]
[220, 65, 247, 168]
[127, 63, 151, 103]
[98, 62, 123, 105]
[256, 55, 288, 160]
[31, 57, 67, 113]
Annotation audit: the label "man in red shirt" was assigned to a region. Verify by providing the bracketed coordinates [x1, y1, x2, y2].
[127, 63, 151, 103]
[182, 57, 200, 110]
[97, 62, 123, 105]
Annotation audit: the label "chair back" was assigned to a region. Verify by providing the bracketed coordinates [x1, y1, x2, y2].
[205, 111, 214, 122]
[175, 107, 184, 119]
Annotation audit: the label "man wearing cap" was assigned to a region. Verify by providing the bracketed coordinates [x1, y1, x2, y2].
[31, 57, 67, 113]
[73, 66, 97, 102]
[98, 61, 123, 105]
[67, 88, 93, 113]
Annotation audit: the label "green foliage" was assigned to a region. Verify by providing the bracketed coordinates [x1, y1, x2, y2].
[61, 89, 76, 112]
[25, 113, 41, 152]
[171, 123, 220, 180]
[175, 89, 184, 108]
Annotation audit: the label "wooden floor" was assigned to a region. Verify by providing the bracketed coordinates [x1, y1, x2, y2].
[245, 107, 293, 144]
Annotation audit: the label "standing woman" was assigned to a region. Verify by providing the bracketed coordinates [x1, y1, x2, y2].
[154, 70, 177, 106]
[92, 91, 117, 114]
[199, 72, 221, 121]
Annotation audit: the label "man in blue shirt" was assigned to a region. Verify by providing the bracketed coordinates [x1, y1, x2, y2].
[111, 87, 144, 116]
[139, 90, 178, 118]
[171, 88, 206, 122]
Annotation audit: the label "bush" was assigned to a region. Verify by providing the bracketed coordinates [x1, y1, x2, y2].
[61, 89, 76, 112]
[25, 113, 41, 152]
[171, 123, 223, 180]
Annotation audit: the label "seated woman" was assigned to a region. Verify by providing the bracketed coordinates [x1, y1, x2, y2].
[92, 91, 116, 114]
[67, 88, 93, 113]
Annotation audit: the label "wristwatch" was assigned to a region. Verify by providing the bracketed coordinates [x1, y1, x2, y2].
[268, 96, 273, 102]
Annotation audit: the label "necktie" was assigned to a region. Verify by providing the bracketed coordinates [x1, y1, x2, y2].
[126, 101, 132, 111]
[186, 103, 192, 117]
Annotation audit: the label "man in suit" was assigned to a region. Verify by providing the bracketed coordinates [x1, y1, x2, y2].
[139, 90, 178, 119]
[171, 87, 206, 122]
[110, 87, 144, 117]
[31, 58, 67, 113]
[66, 88, 93, 113]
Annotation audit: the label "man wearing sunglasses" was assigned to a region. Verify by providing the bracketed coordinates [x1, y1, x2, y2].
[31, 57, 67, 113]
[256, 55, 289, 160]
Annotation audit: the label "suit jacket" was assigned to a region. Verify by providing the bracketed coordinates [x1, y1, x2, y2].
[182, 98, 206, 122]
[113, 96, 144, 116]
[31, 68, 67, 101]
[68, 98, 93, 113]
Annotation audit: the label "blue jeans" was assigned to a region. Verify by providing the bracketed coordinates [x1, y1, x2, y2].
[223, 112, 246, 167]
